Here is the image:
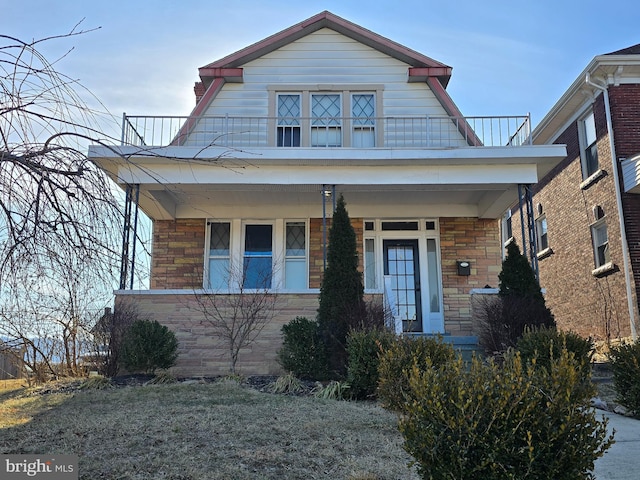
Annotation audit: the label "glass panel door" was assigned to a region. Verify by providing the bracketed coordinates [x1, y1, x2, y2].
[384, 239, 421, 332]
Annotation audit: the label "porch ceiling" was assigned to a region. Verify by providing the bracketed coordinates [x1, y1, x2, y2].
[89, 144, 566, 221]
[136, 183, 517, 221]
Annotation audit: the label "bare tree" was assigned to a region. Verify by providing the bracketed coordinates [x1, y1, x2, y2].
[0, 26, 122, 276]
[0, 26, 124, 380]
[192, 260, 279, 374]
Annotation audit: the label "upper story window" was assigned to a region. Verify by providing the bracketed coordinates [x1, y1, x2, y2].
[271, 86, 381, 148]
[591, 207, 609, 269]
[352, 94, 375, 147]
[580, 110, 599, 179]
[311, 94, 342, 147]
[277, 94, 301, 147]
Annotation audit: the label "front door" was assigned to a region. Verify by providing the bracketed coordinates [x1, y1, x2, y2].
[383, 239, 422, 332]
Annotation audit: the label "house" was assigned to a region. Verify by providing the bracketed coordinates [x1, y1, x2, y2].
[0, 339, 23, 380]
[89, 11, 565, 376]
[506, 44, 640, 344]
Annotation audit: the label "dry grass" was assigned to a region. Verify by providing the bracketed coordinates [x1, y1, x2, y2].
[0, 379, 418, 480]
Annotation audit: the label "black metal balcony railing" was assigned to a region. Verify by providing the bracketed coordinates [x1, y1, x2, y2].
[121, 114, 531, 149]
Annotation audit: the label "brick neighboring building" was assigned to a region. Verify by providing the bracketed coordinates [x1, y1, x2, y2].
[507, 44, 640, 343]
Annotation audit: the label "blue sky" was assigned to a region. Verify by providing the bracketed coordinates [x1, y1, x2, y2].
[3, 0, 639, 132]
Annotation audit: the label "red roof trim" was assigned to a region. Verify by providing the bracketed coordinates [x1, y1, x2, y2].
[408, 67, 453, 79]
[198, 68, 243, 80]
[426, 77, 482, 146]
[192, 77, 225, 116]
[199, 11, 451, 85]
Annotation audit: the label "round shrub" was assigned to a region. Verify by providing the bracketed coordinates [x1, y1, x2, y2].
[608, 339, 640, 417]
[346, 328, 397, 400]
[377, 335, 456, 412]
[120, 319, 178, 374]
[517, 327, 594, 396]
[400, 349, 612, 480]
[277, 317, 328, 380]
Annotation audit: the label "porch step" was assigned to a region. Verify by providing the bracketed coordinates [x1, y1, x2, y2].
[442, 335, 483, 362]
[413, 334, 483, 362]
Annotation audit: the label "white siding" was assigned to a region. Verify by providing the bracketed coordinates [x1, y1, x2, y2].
[189, 29, 466, 147]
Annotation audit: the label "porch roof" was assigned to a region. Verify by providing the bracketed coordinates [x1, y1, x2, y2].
[89, 144, 566, 221]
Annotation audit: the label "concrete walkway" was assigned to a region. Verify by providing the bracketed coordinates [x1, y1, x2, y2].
[594, 412, 640, 479]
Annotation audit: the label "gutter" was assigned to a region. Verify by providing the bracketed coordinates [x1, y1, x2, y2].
[585, 73, 638, 340]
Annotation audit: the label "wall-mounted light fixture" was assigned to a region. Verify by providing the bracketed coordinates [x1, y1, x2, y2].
[457, 261, 471, 276]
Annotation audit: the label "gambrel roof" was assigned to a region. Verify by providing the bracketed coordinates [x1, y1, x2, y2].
[199, 10, 452, 85]
[191, 11, 460, 120]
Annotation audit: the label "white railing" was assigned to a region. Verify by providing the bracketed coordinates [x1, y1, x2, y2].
[121, 114, 531, 149]
[383, 275, 403, 334]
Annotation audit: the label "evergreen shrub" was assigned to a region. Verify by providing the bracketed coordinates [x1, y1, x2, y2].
[317, 195, 365, 378]
[346, 328, 396, 400]
[277, 317, 328, 380]
[399, 349, 613, 480]
[517, 327, 594, 389]
[377, 335, 455, 412]
[120, 319, 178, 374]
[478, 241, 555, 354]
[609, 339, 640, 417]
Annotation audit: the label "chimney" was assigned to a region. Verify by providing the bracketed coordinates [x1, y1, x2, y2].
[194, 81, 206, 105]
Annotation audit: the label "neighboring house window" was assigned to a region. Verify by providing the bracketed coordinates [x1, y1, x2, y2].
[277, 94, 301, 147]
[364, 238, 376, 289]
[311, 94, 341, 147]
[285, 221, 306, 289]
[352, 94, 375, 147]
[536, 214, 548, 251]
[208, 222, 231, 290]
[580, 110, 599, 179]
[591, 208, 610, 268]
[502, 210, 513, 246]
[243, 224, 273, 289]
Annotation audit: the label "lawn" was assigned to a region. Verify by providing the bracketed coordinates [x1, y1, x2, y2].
[0, 378, 419, 480]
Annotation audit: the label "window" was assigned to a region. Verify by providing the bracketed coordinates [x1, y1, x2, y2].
[426, 239, 440, 313]
[208, 222, 231, 290]
[243, 224, 273, 289]
[591, 208, 609, 268]
[580, 110, 599, 179]
[364, 238, 376, 289]
[285, 222, 306, 289]
[277, 94, 300, 147]
[352, 94, 375, 147]
[536, 215, 548, 251]
[311, 94, 342, 147]
[502, 210, 513, 246]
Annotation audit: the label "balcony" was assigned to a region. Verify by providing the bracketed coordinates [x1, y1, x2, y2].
[120, 114, 532, 149]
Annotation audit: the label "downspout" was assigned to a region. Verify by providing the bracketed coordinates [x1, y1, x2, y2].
[586, 73, 638, 340]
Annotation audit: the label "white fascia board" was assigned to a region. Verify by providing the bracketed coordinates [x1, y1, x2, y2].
[115, 163, 539, 186]
[88, 144, 566, 166]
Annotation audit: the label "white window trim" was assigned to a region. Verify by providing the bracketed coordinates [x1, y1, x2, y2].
[579, 109, 599, 180]
[590, 217, 610, 269]
[284, 219, 309, 291]
[204, 219, 310, 293]
[268, 85, 384, 147]
[362, 218, 444, 334]
[535, 214, 548, 252]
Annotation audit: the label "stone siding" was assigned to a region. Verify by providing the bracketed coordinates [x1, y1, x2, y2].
[440, 217, 501, 335]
